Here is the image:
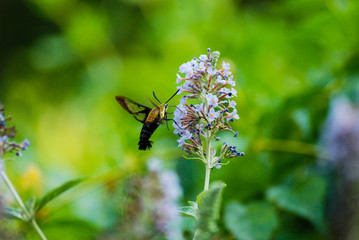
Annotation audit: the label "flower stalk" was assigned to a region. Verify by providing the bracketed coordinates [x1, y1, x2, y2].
[0, 103, 48, 240]
[0, 168, 47, 240]
[174, 49, 244, 191]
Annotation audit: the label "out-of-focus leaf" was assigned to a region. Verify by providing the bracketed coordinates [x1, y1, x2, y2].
[5, 207, 25, 220]
[26, 197, 37, 217]
[266, 173, 326, 231]
[193, 182, 226, 240]
[180, 201, 198, 219]
[224, 201, 279, 240]
[35, 177, 86, 212]
[196, 190, 208, 208]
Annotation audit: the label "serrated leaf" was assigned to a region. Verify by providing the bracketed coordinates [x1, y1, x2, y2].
[266, 174, 326, 231]
[224, 201, 279, 240]
[5, 207, 25, 220]
[193, 182, 226, 240]
[35, 177, 86, 212]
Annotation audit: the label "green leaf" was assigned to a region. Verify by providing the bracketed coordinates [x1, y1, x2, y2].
[266, 173, 326, 231]
[196, 190, 208, 208]
[193, 182, 226, 240]
[5, 207, 25, 220]
[35, 177, 86, 212]
[180, 206, 197, 219]
[180, 201, 198, 219]
[224, 201, 279, 240]
[26, 197, 37, 217]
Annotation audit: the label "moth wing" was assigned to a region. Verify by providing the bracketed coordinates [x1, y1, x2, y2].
[116, 96, 152, 123]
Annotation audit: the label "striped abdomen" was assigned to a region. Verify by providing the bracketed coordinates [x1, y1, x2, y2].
[138, 122, 160, 150]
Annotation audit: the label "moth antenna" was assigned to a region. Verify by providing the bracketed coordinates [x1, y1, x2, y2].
[153, 91, 162, 104]
[165, 89, 180, 104]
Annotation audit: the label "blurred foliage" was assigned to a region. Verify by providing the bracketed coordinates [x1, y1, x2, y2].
[1, 0, 359, 239]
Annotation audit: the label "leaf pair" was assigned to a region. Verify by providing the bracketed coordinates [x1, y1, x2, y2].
[180, 182, 226, 240]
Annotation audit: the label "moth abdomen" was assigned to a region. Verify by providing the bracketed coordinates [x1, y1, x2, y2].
[138, 122, 160, 150]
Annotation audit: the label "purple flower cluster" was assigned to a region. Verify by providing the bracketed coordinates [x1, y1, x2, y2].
[0, 104, 30, 158]
[173, 49, 243, 169]
[147, 158, 182, 240]
[320, 97, 359, 181]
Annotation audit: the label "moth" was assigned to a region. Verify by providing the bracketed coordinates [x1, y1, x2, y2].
[115, 90, 179, 150]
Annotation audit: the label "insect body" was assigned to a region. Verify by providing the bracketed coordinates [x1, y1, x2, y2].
[115, 90, 178, 150]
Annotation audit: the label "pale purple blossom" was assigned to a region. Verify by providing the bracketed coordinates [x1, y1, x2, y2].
[222, 61, 231, 76]
[194, 103, 204, 112]
[206, 93, 219, 107]
[199, 54, 208, 61]
[176, 74, 183, 84]
[226, 109, 239, 122]
[0, 104, 30, 158]
[147, 158, 183, 240]
[196, 62, 206, 72]
[228, 100, 236, 108]
[228, 75, 235, 86]
[179, 96, 187, 105]
[222, 87, 237, 97]
[173, 49, 244, 169]
[179, 62, 191, 74]
[208, 108, 220, 122]
[216, 75, 227, 84]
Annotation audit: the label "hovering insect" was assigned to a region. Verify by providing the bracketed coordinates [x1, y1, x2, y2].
[115, 90, 179, 150]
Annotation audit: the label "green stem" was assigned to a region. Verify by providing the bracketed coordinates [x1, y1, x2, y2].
[204, 166, 211, 191]
[0, 166, 48, 240]
[204, 132, 212, 191]
[31, 219, 48, 240]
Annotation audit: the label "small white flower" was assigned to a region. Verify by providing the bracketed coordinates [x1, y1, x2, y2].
[173, 125, 182, 135]
[194, 103, 204, 112]
[177, 137, 186, 147]
[174, 106, 186, 122]
[208, 108, 220, 122]
[228, 75, 235, 86]
[182, 130, 193, 140]
[190, 59, 198, 68]
[176, 81, 191, 94]
[206, 93, 219, 107]
[180, 96, 187, 105]
[199, 54, 208, 61]
[223, 88, 237, 98]
[228, 100, 236, 108]
[196, 62, 206, 72]
[207, 67, 218, 75]
[176, 74, 183, 84]
[222, 61, 230, 70]
[227, 109, 239, 121]
[222, 61, 232, 76]
[179, 62, 191, 74]
[216, 75, 227, 84]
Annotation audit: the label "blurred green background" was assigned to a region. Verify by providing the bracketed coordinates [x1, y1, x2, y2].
[1, 0, 359, 239]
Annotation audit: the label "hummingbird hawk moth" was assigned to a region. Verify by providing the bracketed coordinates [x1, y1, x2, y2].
[115, 90, 179, 150]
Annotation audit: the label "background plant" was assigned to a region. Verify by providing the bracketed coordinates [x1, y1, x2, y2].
[1, 0, 359, 239]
